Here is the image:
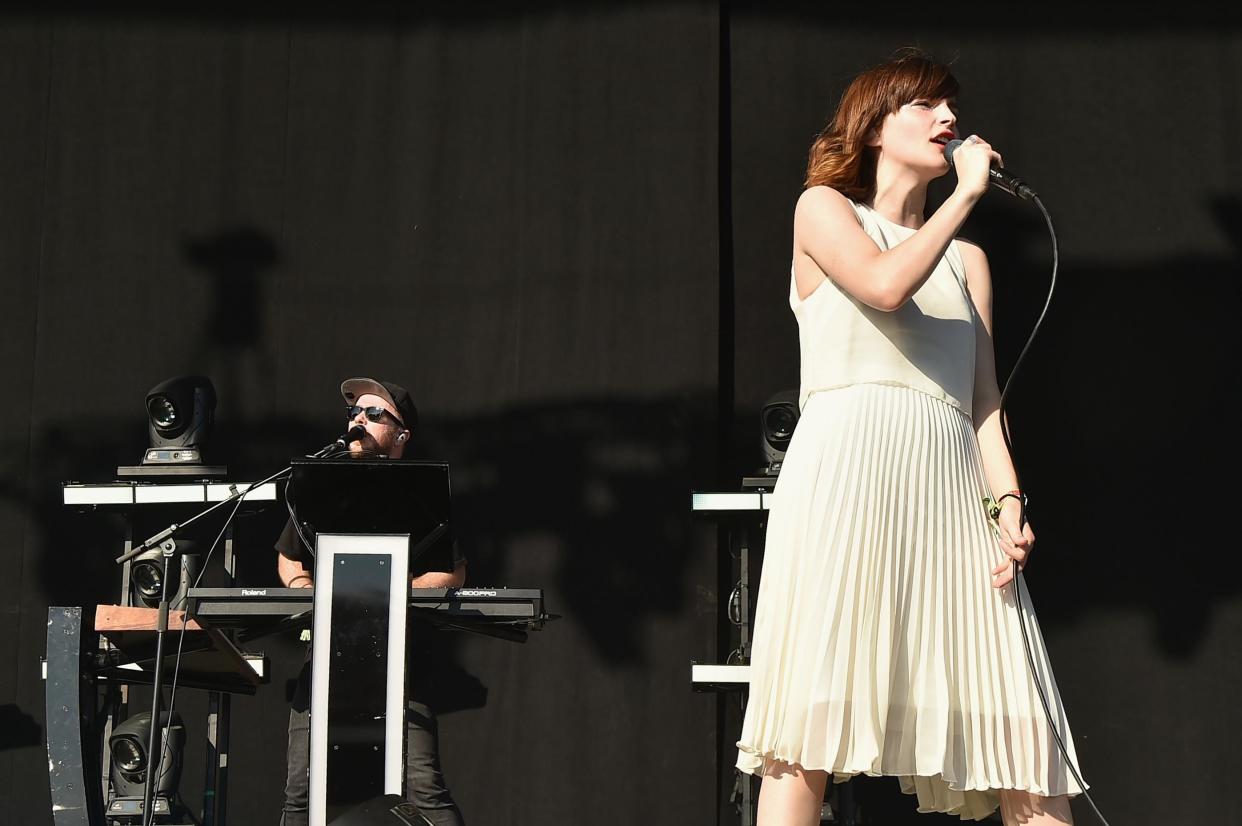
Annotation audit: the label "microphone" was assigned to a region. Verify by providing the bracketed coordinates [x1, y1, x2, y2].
[312, 425, 366, 457]
[942, 138, 1037, 201]
[337, 424, 366, 447]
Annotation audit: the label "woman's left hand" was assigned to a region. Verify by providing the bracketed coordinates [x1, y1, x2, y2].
[992, 499, 1034, 589]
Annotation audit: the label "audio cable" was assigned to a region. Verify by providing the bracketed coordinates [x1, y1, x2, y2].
[999, 194, 1110, 826]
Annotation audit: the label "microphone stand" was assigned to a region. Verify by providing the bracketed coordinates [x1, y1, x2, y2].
[115, 463, 294, 566]
[137, 536, 175, 825]
[118, 432, 356, 824]
[115, 427, 354, 567]
[118, 465, 292, 826]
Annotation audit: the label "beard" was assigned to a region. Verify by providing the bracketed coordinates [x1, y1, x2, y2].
[348, 431, 396, 458]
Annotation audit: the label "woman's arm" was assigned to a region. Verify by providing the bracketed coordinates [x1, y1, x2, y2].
[961, 240, 1035, 589]
[793, 139, 996, 309]
[794, 185, 982, 309]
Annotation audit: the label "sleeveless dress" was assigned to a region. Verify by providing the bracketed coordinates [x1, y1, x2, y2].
[735, 201, 1085, 820]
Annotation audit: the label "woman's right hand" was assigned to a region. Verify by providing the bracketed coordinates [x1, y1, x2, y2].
[951, 134, 1003, 200]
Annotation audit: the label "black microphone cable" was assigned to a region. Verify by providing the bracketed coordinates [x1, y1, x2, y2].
[142, 429, 360, 823]
[284, 466, 315, 554]
[162, 488, 247, 709]
[152, 484, 252, 826]
[284, 427, 371, 554]
[997, 193, 1111, 826]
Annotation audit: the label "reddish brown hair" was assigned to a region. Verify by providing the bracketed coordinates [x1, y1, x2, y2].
[805, 50, 959, 201]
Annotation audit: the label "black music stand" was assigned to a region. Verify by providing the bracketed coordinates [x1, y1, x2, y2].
[287, 458, 452, 826]
[289, 458, 452, 545]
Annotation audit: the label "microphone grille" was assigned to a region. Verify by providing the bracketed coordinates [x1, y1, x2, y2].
[942, 138, 964, 166]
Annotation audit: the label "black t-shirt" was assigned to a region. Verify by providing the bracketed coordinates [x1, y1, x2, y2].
[275, 515, 466, 577]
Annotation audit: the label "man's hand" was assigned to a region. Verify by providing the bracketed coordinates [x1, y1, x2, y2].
[410, 562, 467, 590]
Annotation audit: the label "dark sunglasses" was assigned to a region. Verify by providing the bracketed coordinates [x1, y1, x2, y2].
[346, 405, 405, 428]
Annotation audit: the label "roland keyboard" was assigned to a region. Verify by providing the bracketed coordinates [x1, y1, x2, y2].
[186, 586, 549, 640]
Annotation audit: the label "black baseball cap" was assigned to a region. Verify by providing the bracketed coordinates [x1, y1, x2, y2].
[340, 377, 418, 431]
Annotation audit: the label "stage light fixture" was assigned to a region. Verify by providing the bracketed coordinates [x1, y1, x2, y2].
[759, 390, 800, 475]
[118, 375, 227, 478]
[128, 551, 197, 611]
[106, 711, 185, 822]
[141, 375, 217, 466]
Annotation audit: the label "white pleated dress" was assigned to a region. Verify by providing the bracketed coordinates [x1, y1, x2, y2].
[735, 202, 1085, 820]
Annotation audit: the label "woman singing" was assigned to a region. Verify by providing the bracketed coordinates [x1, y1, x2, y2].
[736, 50, 1085, 825]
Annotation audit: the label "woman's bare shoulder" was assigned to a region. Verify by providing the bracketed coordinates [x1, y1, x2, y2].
[794, 186, 861, 237]
[796, 185, 853, 211]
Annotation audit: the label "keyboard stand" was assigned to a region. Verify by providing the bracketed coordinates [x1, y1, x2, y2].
[691, 489, 771, 826]
[55, 477, 276, 826]
[93, 605, 266, 695]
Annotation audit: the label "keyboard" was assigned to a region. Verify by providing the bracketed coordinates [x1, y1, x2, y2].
[186, 586, 549, 641]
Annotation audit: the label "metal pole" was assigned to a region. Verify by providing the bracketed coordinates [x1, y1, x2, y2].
[140, 540, 176, 826]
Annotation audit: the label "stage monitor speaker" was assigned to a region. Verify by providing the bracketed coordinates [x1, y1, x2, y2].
[330, 794, 432, 825]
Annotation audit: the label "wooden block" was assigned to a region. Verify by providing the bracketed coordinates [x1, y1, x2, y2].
[94, 604, 203, 633]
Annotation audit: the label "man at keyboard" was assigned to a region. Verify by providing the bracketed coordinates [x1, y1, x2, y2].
[276, 376, 468, 826]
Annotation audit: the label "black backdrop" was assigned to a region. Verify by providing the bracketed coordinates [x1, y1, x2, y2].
[1, 4, 1239, 825]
